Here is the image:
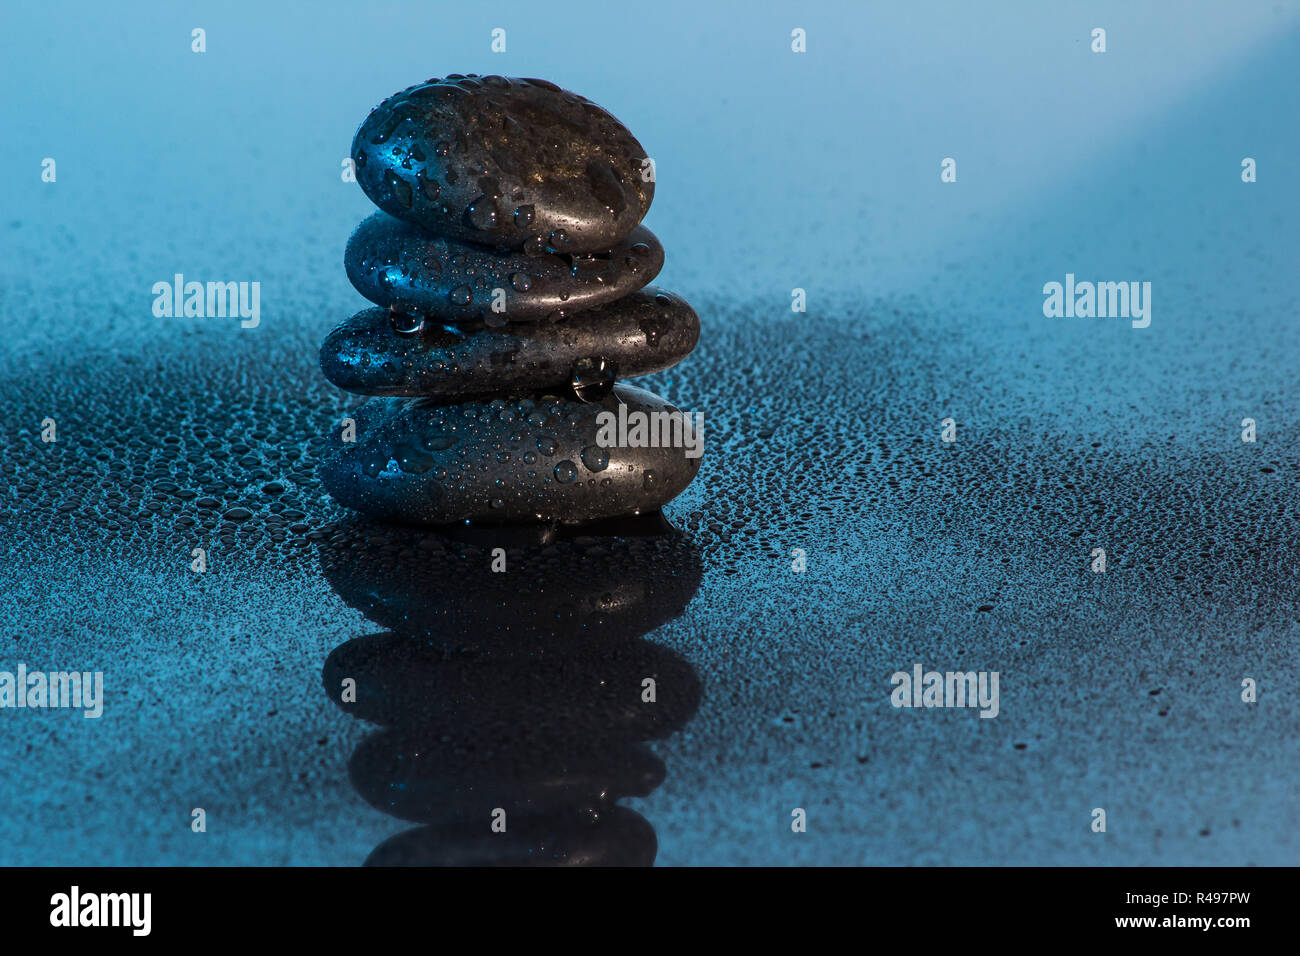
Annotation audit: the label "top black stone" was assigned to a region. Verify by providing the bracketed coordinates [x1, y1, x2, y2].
[352, 75, 655, 254]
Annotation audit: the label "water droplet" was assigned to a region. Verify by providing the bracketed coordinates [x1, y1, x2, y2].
[484, 311, 507, 328]
[585, 159, 627, 217]
[642, 470, 657, 491]
[570, 356, 615, 402]
[396, 445, 435, 474]
[537, 436, 558, 455]
[571, 256, 611, 278]
[389, 305, 425, 335]
[467, 198, 498, 230]
[510, 272, 532, 292]
[385, 170, 413, 208]
[581, 445, 609, 472]
[514, 204, 535, 227]
[421, 433, 457, 451]
[418, 170, 440, 201]
[554, 460, 578, 483]
[369, 114, 400, 145]
[450, 286, 472, 306]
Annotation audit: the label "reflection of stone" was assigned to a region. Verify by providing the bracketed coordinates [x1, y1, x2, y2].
[319, 513, 703, 646]
[350, 728, 665, 823]
[322, 629, 700, 738]
[365, 807, 657, 868]
[318, 515, 702, 866]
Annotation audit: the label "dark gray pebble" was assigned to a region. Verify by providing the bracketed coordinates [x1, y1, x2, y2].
[319, 287, 699, 399]
[352, 75, 654, 254]
[319, 384, 702, 525]
[344, 211, 663, 322]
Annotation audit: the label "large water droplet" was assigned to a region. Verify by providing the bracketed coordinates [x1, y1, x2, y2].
[389, 304, 425, 335]
[467, 198, 498, 230]
[554, 460, 578, 484]
[418, 170, 440, 201]
[581, 445, 609, 472]
[395, 444, 435, 474]
[570, 356, 615, 402]
[385, 170, 413, 208]
[571, 256, 612, 279]
[361, 453, 389, 478]
[421, 433, 457, 451]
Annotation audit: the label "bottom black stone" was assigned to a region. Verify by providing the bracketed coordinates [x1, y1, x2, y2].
[319, 384, 702, 526]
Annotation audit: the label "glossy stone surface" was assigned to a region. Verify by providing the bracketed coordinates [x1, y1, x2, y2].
[344, 212, 663, 322]
[350, 729, 664, 822]
[323, 625, 701, 732]
[319, 287, 699, 399]
[318, 384, 701, 525]
[352, 75, 654, 254]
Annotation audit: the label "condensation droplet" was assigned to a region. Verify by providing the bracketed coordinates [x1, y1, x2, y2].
[385, 170, 413, 208]
[581, 445, 609, 472]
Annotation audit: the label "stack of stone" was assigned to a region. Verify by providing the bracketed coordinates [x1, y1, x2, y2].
[320, 75, 702, 526]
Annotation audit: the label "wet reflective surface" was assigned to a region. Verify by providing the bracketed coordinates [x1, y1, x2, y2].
[2, 5, 1298, 865]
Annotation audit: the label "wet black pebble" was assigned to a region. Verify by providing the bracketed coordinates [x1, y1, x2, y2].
[319, 287, 699, 399]
[344, 211, 662, 322]
[352, 75, 654, 254]
[318, 385, 702, 526]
